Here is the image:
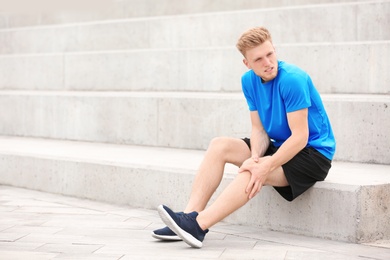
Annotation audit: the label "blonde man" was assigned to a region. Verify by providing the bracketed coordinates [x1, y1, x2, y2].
[153, 26, 335, 248]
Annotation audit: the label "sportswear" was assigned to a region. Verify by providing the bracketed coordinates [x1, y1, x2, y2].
[241, 60, 335, 160]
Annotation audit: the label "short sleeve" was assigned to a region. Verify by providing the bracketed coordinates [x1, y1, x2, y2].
[279, 73, 311, 113]
[241, 72, 257, 111]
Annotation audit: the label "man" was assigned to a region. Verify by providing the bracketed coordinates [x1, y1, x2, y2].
[152, 26, 336, 248]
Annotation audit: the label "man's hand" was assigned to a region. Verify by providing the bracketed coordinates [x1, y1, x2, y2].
[239, 156, 272, 199]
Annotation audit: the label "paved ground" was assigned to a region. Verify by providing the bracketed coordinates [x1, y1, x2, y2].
[0, 185, 389, 260]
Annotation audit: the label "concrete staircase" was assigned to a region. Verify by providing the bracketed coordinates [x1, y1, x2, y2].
[0, 0, 389, 243]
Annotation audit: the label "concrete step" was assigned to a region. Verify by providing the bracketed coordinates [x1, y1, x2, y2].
[1, 41, 389, 94]
[0, 0, 372, 29]
[0, 1, 389, 54]
[0, 135, 389, 243]
[0, 91, 389, 164]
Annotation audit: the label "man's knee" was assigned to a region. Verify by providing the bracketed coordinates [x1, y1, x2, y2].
[208, 137, 250, 166]
[208, 137, 232, 152]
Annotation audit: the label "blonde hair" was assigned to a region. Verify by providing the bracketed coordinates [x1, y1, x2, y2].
[236, 27, 273, 56]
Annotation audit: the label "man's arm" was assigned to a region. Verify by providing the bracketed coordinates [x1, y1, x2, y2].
[266, 108, 309, 172]
[249, 111, 270, 161]
[239, 108, 309, 198]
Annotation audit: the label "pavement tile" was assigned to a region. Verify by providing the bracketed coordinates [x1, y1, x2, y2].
[219, 248, 287, 260]
[0, 250, 58, 260]
[16, 233, 87, 244]
[284, 251, 366, 260]
[119, 256, 188, 260]
[1, 212, 48, 227]
[41, 219, 147, 230]
[2, 200, 72, 208]
[0, 232, 27, 242]
[203, 238, 257, 249]
[0, 241, 44, 251]
[1, 185, 390, 260]
[0, 224, 16, 232]
[96, 243, 224, 258]
[34, 243, 104, 254]
[109, 208, 157, 218]
[0, 205, 18, 212]
[122, 216, 155, 228]
[13, 206, 105, 215]
[2, 226, 63, 235]
[65, 230, 152, 246]
[53, 253, 124, 259]
[55, 227, 142, 237]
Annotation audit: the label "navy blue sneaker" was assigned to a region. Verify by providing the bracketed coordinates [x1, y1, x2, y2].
[151, 226, 182, 241]
[157, 205, 208, 248]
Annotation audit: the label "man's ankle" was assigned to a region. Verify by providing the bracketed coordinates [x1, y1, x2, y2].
[196, 214, 209, 231]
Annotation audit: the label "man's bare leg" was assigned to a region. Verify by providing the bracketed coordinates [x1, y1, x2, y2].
[184, 137, 251, 213]
[196, 165, 288, 230]
[155, 137, 288, 246]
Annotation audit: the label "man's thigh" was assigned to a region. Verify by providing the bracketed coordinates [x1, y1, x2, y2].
[259, 158, 289, 187]
[219, 137, 251, 167]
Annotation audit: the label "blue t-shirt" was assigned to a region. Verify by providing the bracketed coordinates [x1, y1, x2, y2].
[241, 60, 336, 160]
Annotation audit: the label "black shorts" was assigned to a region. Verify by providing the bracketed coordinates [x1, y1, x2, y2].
[242, 138, 332, 202]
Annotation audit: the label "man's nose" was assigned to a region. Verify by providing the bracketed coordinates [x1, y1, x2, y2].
[263, 58, 271, 66]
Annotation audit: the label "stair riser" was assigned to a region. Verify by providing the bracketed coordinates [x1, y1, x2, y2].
[1, 1, 389, 54]
[0, 93, 388, 163]
[325, 98, 390, 163]
[1, 42, 389, 94]
[0, 154, 194, 208]
[0, 0, 371, 29]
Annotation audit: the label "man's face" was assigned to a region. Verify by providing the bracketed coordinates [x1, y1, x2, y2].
[243, 40, 278, 82]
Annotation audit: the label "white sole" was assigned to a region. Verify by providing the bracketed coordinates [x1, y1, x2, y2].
[157, 205, 202, 248]
[151, 231, 182, 241]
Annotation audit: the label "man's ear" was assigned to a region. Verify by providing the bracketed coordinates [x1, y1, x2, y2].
[243, 58, 250, 69]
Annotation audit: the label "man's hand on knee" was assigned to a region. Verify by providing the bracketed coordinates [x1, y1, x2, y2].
[239, 156, 272, 199]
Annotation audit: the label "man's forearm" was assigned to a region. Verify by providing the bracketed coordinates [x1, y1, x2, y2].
[250, 128, 270, 159]
[267, 133, 307, 172]
[267, 108, 309, 172]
